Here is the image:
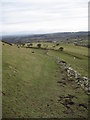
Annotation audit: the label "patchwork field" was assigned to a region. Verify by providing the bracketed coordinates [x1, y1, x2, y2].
[2, 42, 89, 118]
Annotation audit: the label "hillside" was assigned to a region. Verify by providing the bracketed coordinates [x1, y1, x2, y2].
[2, 32, 88, 44]
[2, 42, 88, 118]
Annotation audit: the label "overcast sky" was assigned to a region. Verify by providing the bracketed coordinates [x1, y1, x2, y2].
[0, 0, 89, 35]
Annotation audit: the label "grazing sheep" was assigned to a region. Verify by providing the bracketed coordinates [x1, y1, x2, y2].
[74, 57, 76, 60]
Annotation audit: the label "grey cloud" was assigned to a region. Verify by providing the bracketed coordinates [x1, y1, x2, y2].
[1, 0, 88, 35]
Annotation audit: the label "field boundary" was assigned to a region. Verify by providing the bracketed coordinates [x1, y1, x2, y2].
[46, 50, 89, 94]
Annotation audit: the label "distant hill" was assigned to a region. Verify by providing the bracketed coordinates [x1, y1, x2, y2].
[2, 31, 88, 43]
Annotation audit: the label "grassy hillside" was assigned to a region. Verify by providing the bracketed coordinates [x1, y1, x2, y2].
[48, 43, 89, 77]
[3, 31, 88, 43]
[27, 42, 89, 77]
[2, 43, 88, 118]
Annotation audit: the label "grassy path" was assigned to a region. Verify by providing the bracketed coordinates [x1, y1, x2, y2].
[2, 44, 88, 118]
[32, 42, 89, 77]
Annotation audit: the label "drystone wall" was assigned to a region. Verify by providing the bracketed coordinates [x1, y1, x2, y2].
[46, 51, 89, 93]
[57, 58, 90, 93]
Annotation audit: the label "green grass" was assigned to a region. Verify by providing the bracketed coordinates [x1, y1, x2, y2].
[26, 42, 89, 76]
[2, 43, 88, 118]
[30, 42, 88, 56]
[48, 50, 88, 77]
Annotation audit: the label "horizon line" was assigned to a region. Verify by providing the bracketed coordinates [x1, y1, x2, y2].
[1, 31, 88, 37]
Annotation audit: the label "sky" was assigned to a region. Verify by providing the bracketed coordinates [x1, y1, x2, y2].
[0, 0, 89, 35]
